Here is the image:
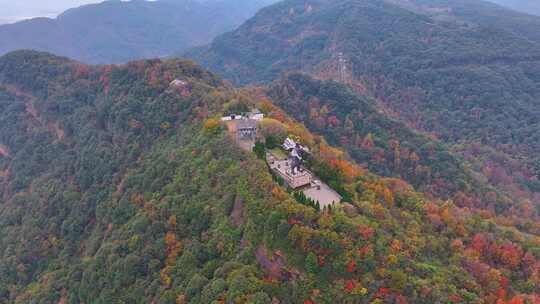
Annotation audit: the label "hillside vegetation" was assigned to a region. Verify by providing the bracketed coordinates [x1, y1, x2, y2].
[0, 51, 539, 303]
[486, 0, 540, 16]
[188, 0, 540, 210]
[389, 0, 540, 42]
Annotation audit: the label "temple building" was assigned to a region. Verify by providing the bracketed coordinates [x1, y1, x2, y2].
[220, 108, 264, 148]
[237, 119, 258, 140]
[267, 152, 313, 189]
[221, 109, 264, 122]
[267, 138, 313, 189]
[267, 138, 342, 207]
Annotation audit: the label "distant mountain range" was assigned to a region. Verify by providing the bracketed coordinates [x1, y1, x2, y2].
[487, 0, 540, 15]
[0, 0, 277, 63]
[0, 0, 98, 23]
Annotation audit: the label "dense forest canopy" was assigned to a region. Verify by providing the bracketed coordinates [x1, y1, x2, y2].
[0, 50, 539, 303]
[264, 72, 540, 232]
[0, 0, 540, 302]
[485, 0, 540, 16]
[388, 0, 540, 42]
[187, 0, 540, 210]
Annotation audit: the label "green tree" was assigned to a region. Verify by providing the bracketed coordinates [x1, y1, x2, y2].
[389, 270, 407, 292]
[226, 100, 250, 115]
[251, 292, 272, 304]
[305, 252, 320, 274]
[253, 142, 266, 159]
[265, 135, 278, 149]
[186, 274, 209, 298]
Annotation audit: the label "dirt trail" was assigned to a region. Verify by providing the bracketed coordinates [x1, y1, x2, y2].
[255, 246, 286, 280]
[229, 196, 245, 227]
[255, 246, 301, 282]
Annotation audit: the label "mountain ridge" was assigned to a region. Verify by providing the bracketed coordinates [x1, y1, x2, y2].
[0, 0, 278, 64]
[1, 50, 540, 303]
[486, 0, 540, 16]
[1, 0, 540, 302]
[187, 0, 540, 208]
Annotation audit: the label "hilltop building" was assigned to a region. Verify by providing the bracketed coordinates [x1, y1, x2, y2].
[221, 108, 264, 150]
[237, 119, 258, 140]
[283, 137, 310, 154]
[221, 109, 264, 122]
[267, 152, 313, 189]
[267, 137, 313, 189]
[268, 137, 342, 207]
[169, 79, 191, 97]
[248, 109, 264, 121]
[170, 79, 187, 87]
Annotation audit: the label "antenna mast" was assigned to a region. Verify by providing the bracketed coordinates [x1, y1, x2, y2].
[337, 52, 348, 83]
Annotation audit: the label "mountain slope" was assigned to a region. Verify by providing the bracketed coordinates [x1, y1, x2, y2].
[188, 0, 540, 205]
[0, 0, 277, 64]
[1, 50, 540, 303]
[265, 72, 540, 225]
[387, 0, 540, 44]
[0, 50, 280, 302]
[486, 0, 540, 15]
[265, 73, 472, 197]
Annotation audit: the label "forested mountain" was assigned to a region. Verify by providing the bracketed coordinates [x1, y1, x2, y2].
[1, 50, 540, 303]
[387, 0, 540, 43]
[188, 0, 540, 208]
[486, 0, 540, 16]
[188, 0, 540, 83]
[264, 73, 537, 214]
[0, 0, 276, 64]
[2, 0, 540, 302]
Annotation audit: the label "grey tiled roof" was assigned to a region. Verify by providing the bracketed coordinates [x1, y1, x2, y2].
[237, 119, 257, 130]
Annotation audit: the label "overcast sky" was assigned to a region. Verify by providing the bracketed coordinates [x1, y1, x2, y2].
[0, 0, 103, 24]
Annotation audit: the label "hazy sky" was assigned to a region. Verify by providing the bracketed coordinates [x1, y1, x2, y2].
[0, 0, 103, 24]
